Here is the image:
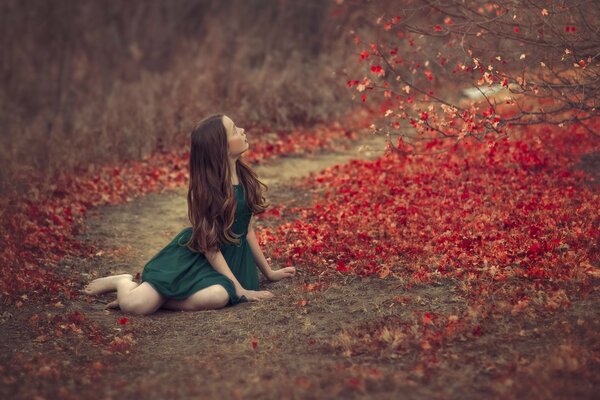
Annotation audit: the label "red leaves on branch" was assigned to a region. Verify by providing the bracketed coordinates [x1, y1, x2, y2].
[370, 65, 384, 77]
[348, 2, 600, 139]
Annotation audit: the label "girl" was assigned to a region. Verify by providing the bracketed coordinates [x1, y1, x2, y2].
[83, 114, 296, 315]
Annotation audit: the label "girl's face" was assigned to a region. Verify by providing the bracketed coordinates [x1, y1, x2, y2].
[223, 115, 248, 158]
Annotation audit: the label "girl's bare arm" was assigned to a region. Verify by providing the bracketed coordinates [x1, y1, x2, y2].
[205, 249, 274, 301]
[204, 250, 245, 294]
[246, 216, 274, 280]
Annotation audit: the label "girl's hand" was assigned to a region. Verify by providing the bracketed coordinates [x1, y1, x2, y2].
[237, 288, 274, 302]
[268, 267, 296, 282]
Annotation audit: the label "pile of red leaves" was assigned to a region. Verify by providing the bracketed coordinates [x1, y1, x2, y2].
[0, 114, 371, 305]
[257, 118, 599, 317]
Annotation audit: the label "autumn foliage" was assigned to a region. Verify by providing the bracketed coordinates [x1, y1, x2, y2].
[2, 2, 598, 398]
[343, 0, 600, 142]
[0, 120, 367, 305]
[258, 111, 599, 336]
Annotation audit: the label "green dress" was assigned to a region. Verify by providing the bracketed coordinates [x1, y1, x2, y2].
[141, 184, 258, 305]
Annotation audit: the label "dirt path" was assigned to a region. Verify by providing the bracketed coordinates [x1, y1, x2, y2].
[4, 135, 599, 399]
[79, 134, 387, 281]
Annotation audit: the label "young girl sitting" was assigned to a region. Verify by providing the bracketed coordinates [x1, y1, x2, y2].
[83, 114, 296, 315]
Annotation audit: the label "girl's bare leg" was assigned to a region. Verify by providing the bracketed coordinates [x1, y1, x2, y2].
[162, 284, 229, 311]
[115, 281, 165, 315]
[84, 275, 165, 315]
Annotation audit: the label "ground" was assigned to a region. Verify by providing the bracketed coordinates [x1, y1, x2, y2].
[1, 136, 599, 399]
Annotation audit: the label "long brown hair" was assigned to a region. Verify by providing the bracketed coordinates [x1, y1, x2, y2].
[185, 114, 268, 253]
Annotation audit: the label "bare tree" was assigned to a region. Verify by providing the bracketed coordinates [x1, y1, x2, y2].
[345, 0, 600, 143]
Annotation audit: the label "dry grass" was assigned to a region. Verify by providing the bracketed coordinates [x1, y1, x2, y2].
[0, 0, 364, 196]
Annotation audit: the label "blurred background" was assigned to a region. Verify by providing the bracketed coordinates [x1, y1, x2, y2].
[0, 0, 371, 195]
[6, 0, 594, 197]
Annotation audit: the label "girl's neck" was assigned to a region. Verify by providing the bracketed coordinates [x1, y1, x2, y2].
[229, 157, 239, 185]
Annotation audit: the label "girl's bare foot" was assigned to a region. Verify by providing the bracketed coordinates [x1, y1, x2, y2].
[82, 274, 134, 295]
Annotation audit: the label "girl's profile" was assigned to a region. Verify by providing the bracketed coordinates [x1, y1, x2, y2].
[83, 114, 296, 315]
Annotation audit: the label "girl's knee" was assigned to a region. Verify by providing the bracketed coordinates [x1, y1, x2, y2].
[191, 285, 229, 310]
[120, 297, 160, 315]
[212, 285, 230, 308]
[119, 282, 163, 315]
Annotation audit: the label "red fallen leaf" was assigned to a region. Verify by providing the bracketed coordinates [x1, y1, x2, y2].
[422, 313, 435, 325]
[347, 377, 364, 390]
[297, 299, 308, 307]
[336, 262, 350, 272]
[92, 361, 105, 371]
[302, 282, 322, 292]
[472, 325, 483, 337]
[118, 317, 129, 325]
[434, 25, 442, 32]
[108, 334, 135, 352]
[527, 242, 544, 257]
[250, 337, 258, 349]
[378, 265, 390, 279]
[369, 367, 382, 378]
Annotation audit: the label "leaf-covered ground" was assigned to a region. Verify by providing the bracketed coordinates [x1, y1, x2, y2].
[0, 114, 370, 304]
[1, 113, 599, 399]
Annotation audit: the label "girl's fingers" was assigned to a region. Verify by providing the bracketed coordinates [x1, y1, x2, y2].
[250, 290, 273, 300]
